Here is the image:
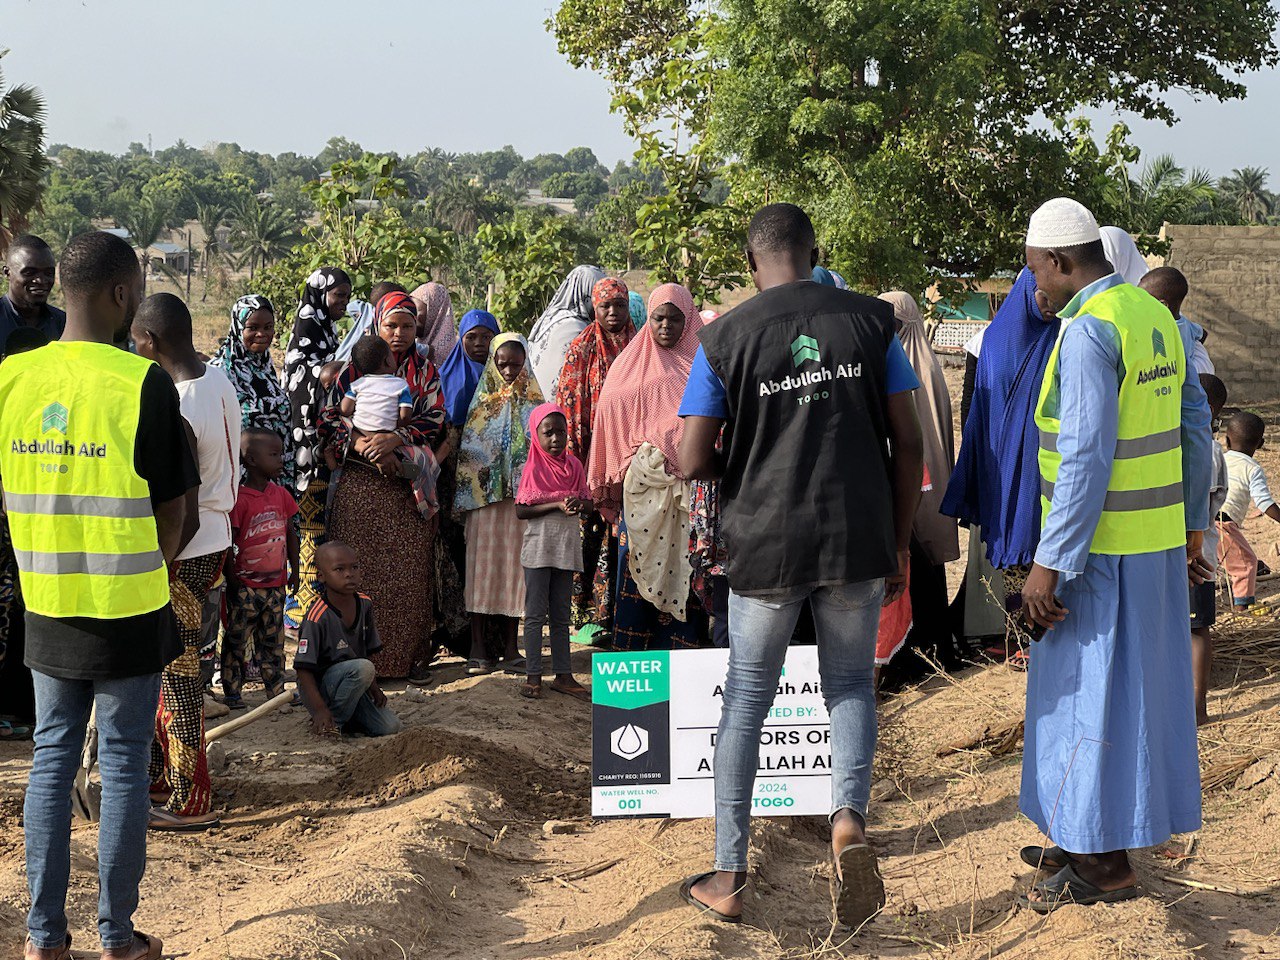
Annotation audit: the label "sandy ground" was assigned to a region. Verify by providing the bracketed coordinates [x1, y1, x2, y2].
[3, 369, 1279, 960]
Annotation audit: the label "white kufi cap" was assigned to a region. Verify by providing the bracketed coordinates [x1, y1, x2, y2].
[1026, 197, 1101, 248]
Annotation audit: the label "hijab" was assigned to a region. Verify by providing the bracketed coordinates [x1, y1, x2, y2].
[587, 283, 703, 514]
[941, 267, 1060, 567]
[528, 264, 605, 395]
[516, 403, 590, 506]
[628, 291, 646, 330]
[812, 266, 837, 286]
[553, 277, 637, 462]
[1100, 226, 1149, 285]
[411, 282, 457, 366]
[285, 266, 350, 492]
[438, 309, 501, 426]
[878, 292, 960, 565]
[334, 298, 373, 362]
[454, 333, 545, 512]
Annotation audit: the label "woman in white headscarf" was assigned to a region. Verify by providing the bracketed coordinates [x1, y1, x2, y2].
[528, 264, 605, 396]
[1100, 226, 1149, 285]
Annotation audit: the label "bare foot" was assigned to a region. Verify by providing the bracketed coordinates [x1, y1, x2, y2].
[549, 675, 590, 701]
[690, 870, 746, 919]
[831, 808, 868, 878]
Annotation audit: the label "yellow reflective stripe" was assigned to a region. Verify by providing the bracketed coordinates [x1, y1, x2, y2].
[1039, 426, 1180, 459]
[14, 548, 165, 577]
[1040, 480, 1183, 512]
[4, 492, 153, 519]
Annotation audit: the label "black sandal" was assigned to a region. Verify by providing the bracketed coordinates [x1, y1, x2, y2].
[835, 844, 886, 929]
[1019, 844, 1075, 872]
[1018, 863, 1139, 914]
[679, 871, 742, 924]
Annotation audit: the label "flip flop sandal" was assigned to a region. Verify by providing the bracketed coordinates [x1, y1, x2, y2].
[549, 682, 591, 702]
[503, 657, 528, 675]
[0, 719, 32, 741]
[834, 844, 886, 929]
[678, 871, 742, 924]
[1018, 863, 1139, 914]
[520, 682, 543, 699]
[466, 659, 494, 676]
[120, 931, 164, 960]
[149, 807, 221, 832]
[25, 933, 71, 960]
[1019, 844, 1075, 872]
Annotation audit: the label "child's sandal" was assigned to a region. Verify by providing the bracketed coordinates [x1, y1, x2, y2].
[520, 681, 543, 699]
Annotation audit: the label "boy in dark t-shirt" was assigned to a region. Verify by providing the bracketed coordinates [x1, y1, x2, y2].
[294, 541, 402, 738]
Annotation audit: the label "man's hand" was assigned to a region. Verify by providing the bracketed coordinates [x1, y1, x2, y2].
[310, 711, 338, 736]
[1021, 562, 1068, 634]
[883, 549, 910, 606]
[1187, 530, 1213, 586]
[370, 684, 388, 708]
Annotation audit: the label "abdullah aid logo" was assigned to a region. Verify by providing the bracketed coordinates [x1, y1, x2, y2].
[42, 402, 69, 435]
[758, 334, 861, 398]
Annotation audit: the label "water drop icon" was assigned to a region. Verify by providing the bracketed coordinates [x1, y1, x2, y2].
[616, 724, 643, 756]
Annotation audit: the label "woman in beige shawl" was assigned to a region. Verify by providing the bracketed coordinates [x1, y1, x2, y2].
[877, 292, 964, 682]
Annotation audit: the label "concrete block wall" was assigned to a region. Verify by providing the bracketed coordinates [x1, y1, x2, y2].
[1167, 225, 1280, 405]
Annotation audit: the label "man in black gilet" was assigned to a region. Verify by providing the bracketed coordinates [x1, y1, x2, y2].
[677, 203, 923, 927]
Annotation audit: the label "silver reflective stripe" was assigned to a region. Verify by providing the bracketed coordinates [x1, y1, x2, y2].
[3, 492, 152, 519]
[1040, 427, 1181, 459]
[14, 549, 164, 577]
[1040, 480, 1182, 512]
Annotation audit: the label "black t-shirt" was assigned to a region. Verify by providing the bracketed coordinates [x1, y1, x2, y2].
[22, 365, 200, 680]
[0, 295, 66, 347]
[294, 593, 382, 679]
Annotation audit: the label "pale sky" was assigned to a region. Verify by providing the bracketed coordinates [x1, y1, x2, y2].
[2, 0, 1277, 177]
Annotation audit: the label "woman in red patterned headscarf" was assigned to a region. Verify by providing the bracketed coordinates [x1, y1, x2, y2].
[554, 277, 636, 638]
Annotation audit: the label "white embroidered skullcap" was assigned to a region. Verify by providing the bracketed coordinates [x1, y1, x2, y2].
[1026, 197, 1101, 248]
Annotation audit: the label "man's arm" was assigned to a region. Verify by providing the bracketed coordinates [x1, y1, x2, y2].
[286, 522, 300, 594]
[155, 496, 189, 564]
[680, 416, 725, 481]
[884, 392, 924, 604]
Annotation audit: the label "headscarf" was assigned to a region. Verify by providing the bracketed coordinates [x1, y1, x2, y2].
[941, 267, 1060, 567]
[1100, 226, 1149, 285]
[334, 298, 373, 362]
[554, 278, 637, 462]
[285, 266, 350, 492]
[411, 282, 457, 366]
[454, 333, 545, 512]
[587, 283, 703, 515]
[211, 294, 295, 487]
[528, 264, 605, 395]
[628, 291, 646, 330]
[438, 309, 501, 426]
[878, 292, 960, 565]
[516, 403, 590, 506]
[812, 266, 838, 286]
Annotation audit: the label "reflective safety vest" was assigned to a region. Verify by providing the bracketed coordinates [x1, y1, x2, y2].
[1035, 283, 1186, 555]
[0, 342, 169, 618]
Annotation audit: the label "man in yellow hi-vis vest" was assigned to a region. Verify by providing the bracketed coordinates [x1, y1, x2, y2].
[1014, 199, 1213, 914]
[0, 231, 198, 960]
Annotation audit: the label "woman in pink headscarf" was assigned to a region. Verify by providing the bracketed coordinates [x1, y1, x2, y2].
[410, 282, 457, 367]
[588, 284, 705, 651]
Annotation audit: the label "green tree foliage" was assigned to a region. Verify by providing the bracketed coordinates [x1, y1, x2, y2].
[592, 182, 652, 271]
[1220, 167, 1273, 224]
[1110, 155, 1221, 241]
[0, 57, 50, 246]
[541, 171, 609, 212]
[116, 198, 172, 286]
[229, 195, 300, 280]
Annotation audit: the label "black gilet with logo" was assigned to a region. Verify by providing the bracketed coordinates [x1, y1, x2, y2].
[698, 281, 898, 595]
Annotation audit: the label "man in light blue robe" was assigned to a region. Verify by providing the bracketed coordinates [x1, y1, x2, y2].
[1018, 199, 1213, 912]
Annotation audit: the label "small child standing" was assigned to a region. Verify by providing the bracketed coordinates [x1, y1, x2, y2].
[515, 404, 592, 701]
[1219, 411, 1280, 609]
[294, 541, 403, 737]
[1192, 375, 1229, 725]
[223, 428, 299, 709]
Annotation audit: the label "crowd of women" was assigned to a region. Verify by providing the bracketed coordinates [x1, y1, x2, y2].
[207, 261, 968, 689]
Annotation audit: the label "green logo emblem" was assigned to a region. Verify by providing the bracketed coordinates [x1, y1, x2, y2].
[1152, 328, 1167, 359]
[41, 402, 68, 435]
[791, 334, 821, 367]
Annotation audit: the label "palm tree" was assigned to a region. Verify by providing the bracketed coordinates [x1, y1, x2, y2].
[1221, 167, 1273, 224]
[230, 197, 300, 279]
[1120, 155, 1217, 234]
[0, 58, 50, 247]
[194, 201, 225, 298]
[116, 198, 171, 287]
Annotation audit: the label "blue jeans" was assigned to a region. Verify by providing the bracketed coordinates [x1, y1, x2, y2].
[713, 580, 883, 872]
[25, 670, 161, 951]
[321, 659, 402, 736]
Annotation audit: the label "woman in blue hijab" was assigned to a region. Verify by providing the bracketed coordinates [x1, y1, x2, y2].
[628, 291, 646, 331]
[942, 267, 1060, 572]
[438, 309, 500, 426]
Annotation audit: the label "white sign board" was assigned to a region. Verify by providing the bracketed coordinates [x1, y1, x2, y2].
[591, 647, 832, 818]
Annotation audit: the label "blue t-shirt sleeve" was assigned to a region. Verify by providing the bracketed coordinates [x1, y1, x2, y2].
[885, 338, 920, 395]
[398, 387, 413, 408]
[678, 345, 730, 420]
